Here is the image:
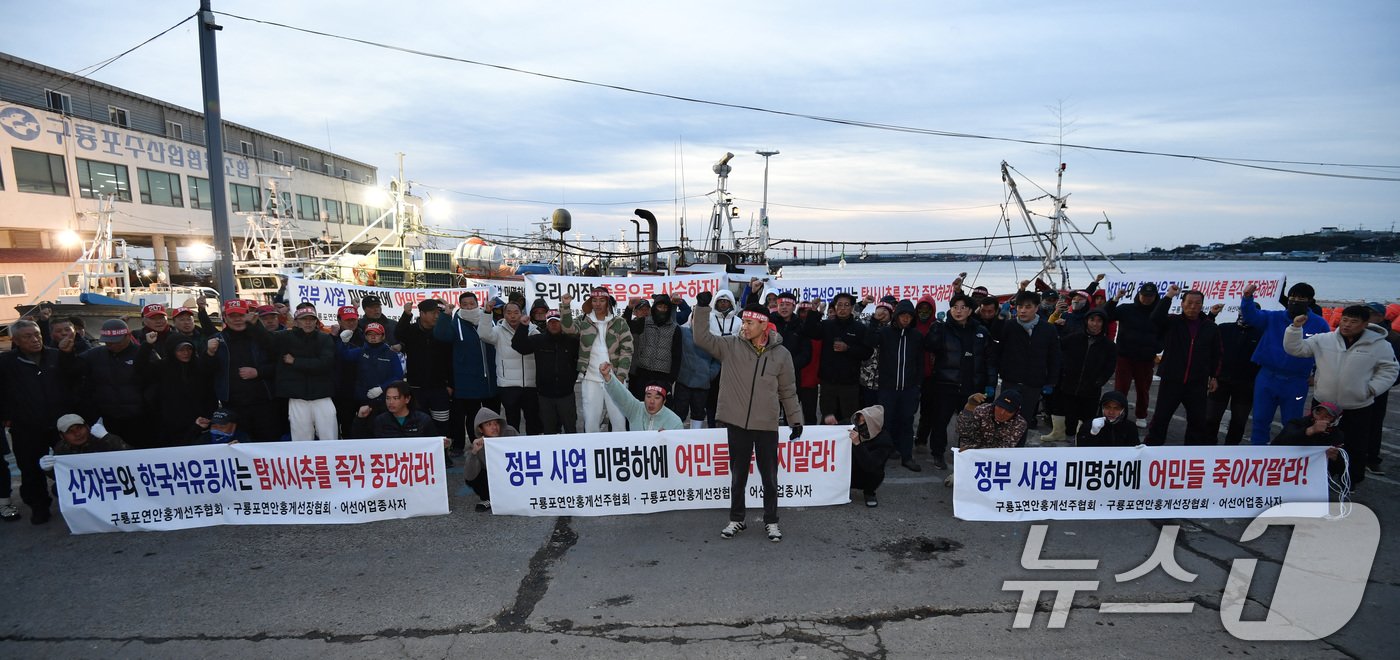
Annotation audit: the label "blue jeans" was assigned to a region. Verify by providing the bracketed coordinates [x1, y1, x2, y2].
[879, 387, 921, 460]
[1251, 370, 1309, 445]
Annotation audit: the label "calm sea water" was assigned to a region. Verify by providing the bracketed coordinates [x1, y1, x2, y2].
[778, 260, 1400, 304]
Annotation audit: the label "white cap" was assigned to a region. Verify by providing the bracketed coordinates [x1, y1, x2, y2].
[56, 413, 86, 433]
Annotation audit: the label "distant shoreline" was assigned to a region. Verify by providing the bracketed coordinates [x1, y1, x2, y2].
[771, 254, 1398, 266]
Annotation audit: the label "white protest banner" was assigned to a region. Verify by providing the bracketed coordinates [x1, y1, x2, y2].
[768, 276, 961, 307]
[952, 444, 1329, 521]
[1102, 272, 1285, 322]
[285, 276, 499, 324]
[56, 438, 449, 534]
[523, 272, 725, 310]
[484, 427, 851, 516]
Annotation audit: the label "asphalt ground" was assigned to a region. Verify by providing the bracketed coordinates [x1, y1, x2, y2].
[1, 379, 1396, 659]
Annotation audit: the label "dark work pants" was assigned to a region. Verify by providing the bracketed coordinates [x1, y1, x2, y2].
[1365, 391, 1389, 468]
[448, 396, 499, 450]
[0, 431, 11, 503]
[918, 383, 965, 456]
[1206, 377, 1254, 445]
[9, 427, 52, 513]
[879, 386, 921, 460]
[819, 383, 861, 424]
[629, 368, 673, 401]
[466, 465, 491, 501]
[1148, 379, 1210, 445]
[1061, 391, 1101, 439]
[1332, 399, 1381, 485]
[1114, 356, 1155, 420]
[538, 393, 577, 435]
[797, 387, 819, 425]
[727, 426, 780, 525]
[499, 387, 541, 435]
[667, 383, 709, 425]
[706, 375, 722, 427]
[227, 399, 282, 442]
[913, 378, 940, 448]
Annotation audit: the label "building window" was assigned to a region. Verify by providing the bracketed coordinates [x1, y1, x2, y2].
[75, 158, 132, 201]
[297, 194, 320, 221]
[279, 191, 293, 217]
[346, 202, 364, 226]
[298, 156, 310, 170]
[272, 149, 284, 164]
[240, 141, 254, 157]
[138, 168, 183, 207]
[230, 183, 262, 213]
[0, 274, 28, 297]
[108, 106, 129, 127]
[323, 198, 343, 223]
[12, 148, 68, 196]
[167, 121, 184, 140]
[323, 162, 333, 175]
[340, 168, 350, 179]
[45, 89, 72, 113]
[188, 176, 212, 210]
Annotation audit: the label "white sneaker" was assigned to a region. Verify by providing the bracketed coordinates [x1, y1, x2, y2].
[720, 521, 746, 539]
[765, 523, 783, 543]
[1135, 418, 1148, 429]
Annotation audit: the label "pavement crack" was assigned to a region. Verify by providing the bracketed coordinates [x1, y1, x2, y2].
[484, 516, 578, 633]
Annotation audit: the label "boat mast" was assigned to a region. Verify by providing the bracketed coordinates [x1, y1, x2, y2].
[707, 152, 734, 255]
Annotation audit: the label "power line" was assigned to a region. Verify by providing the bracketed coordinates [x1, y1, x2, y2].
[212, 10, 1400, 182]
[48, 13, 197, 95]
[414, 183, 708, 207]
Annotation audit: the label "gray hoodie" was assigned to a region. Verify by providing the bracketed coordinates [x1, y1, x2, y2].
[1284, 322, 1399, 409]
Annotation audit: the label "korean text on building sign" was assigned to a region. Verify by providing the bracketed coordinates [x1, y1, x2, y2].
[952, 445, 1328, 521]
[484, 427, 850, 516]
[54, 438, 449, 534]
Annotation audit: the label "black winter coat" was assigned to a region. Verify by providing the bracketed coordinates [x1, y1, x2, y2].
[353, 409, 439, 439]
[866, 315, 925, 391]
[1058, 332, 1118, 397]
[801, 314, 872, 385]
[1105, 298, 1161, 361]
[768, 311, 812, 373]
[1151, 299, 1222, 386]
[1217, 322, 1263, 383]
[1076, 417, 1139, 447]
[0, 347, 78, 432]
[512, 326, 581, 399]
[997, 318, 1062, 388]
[136, 340, 215, 446]
[926, 318, 996, 394]
[273, 329, 337, 400]
[396, 311, 453, 389]
[204, 322, 276, 406]
[77, 342, 146, 421]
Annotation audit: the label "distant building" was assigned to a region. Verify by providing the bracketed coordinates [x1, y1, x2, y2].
[1318, 226, 1340, 236]
[0, 51, 393, 279]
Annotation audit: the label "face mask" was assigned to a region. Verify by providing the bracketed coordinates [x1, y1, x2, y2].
[854, 422, 870, 440]
[917, 308, 932, 321]
[1287, 302, 1310, 318]
[211, 429, 233, 442]
[1071, 301, 1086, 312]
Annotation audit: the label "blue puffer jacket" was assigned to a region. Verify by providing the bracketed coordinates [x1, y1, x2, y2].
[342, 341, 405, 405]
[1240, 296, 1330, 378]
[677, 326, 720, 389]
[433, 311, 497, 400]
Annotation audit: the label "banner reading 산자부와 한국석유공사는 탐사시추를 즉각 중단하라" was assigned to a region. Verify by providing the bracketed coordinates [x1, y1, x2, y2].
[54, 438, 449, 534]
[1101, 272, 1285, 322]
[483, 427, 852, 516]
[952, 444, 1330, 522]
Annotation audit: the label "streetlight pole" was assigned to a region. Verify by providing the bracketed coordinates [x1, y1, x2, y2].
[197, 0, 236, 301]
[756, 149, 779, 256]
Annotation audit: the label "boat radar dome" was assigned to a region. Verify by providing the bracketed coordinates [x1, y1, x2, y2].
[551, 208, 572, 232]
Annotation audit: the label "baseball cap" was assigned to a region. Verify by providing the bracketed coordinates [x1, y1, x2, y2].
[99, 319, 130, 343]
[337, 305, 359, 320]
[545, 310, 561, 321]
[56, 413, 86, 433]
[293, 308, 317, 319]
[364, 322, 386, 335]
[360, 295, 382, 308]
[223, 300, 251, 316]
[1313, 402, 1342, 419]
[417, 299, 444, 313]
[994, 389, 1023, 413]
[256, 304, 279, 317]
[172, 306, 195, 317]
[141, 303, 167, 318]
[210, 408, 238, 425]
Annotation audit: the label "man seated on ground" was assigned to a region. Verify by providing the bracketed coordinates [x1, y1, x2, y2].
[946, 390, 1028, 487]
[848, 405, 895, 508]
[39, 414, 130, 472]
[599, 362, 684, 431]
[194, 408, 249, 444]
[463, 407, 521, 512]
[1076, 391, 1140, 448]
[1271, 401, 1347, 478]
[352, 380, 438, 439]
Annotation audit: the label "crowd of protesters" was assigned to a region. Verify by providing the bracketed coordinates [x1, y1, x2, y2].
[1, 277, 1395, 539]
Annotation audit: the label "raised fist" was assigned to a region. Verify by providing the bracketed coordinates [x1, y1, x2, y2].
[695, 291, 713, 308]
[1165, 284, 1181, 298]
[599, 362, 613, 381]
[1292, 315, 1307, 328]
[559, 292, 573, 307]
[1242, 283, 1257, 298]
[145, 331, 159, 345]
[207, 338, 221, 356]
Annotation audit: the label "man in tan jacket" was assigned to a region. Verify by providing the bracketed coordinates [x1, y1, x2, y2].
[693, 295, 803, 543]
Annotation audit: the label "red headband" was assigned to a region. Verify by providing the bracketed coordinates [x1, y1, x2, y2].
[645, 385, 668, 398]
[742, 310, 769, 323]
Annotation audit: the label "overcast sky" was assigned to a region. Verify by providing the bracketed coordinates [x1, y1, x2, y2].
[7, 1, 1400, 256]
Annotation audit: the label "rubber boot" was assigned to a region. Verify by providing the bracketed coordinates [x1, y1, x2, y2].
[1043, 415, 1068, 442]
[690, 420, 705, 430]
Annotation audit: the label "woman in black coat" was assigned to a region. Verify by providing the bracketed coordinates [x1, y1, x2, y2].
[136, 336, 215, 446]
[1057, 309, 1118, 438]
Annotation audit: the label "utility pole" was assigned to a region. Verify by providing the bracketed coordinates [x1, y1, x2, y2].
[198, 0, 236, 301]
[756, 149, 778, 256]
